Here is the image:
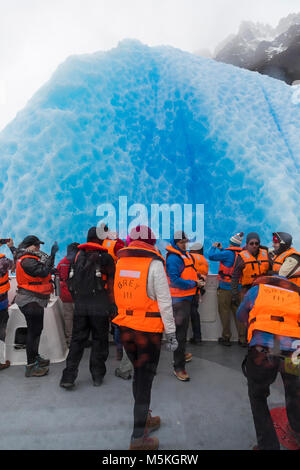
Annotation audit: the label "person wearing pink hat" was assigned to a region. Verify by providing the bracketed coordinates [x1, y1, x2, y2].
[113, 225, 177, 450]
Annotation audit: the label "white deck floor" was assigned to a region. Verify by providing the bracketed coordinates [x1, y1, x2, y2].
[0, 342, 286, 450]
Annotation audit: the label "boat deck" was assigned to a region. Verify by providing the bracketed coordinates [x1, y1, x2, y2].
[0, 341, 286, 450]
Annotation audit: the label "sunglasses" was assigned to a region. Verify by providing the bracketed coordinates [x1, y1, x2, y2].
[249, 241, 259, 246]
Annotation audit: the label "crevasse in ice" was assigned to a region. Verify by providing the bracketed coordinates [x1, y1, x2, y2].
[0, 40, 299, 268]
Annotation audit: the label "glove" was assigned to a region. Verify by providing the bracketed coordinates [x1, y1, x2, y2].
[108, 303, 118, 320]
[165, 332, 178, 352]
[51, 241, 59, 257]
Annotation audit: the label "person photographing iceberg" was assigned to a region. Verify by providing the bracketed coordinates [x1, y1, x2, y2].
[15, 236, 59, 377]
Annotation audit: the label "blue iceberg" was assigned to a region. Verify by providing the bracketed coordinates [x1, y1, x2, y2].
[0, 39, 299, 267]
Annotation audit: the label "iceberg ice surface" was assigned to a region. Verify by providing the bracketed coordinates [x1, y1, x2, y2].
[0, 39, 299, 270]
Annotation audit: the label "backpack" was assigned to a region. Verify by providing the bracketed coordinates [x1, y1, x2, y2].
[67, 250, 105, 296]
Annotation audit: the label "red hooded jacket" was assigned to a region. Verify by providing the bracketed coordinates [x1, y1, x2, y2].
[56, 256, 73, 303]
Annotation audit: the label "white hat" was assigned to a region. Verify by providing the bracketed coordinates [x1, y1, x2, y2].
[189, 242, 203, 251]
[229, 232, 244, 246]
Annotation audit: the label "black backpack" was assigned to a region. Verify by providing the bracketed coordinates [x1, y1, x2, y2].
[68, 250, 105, 296]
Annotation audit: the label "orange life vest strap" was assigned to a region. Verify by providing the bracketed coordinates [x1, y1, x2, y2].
[113, 255, 164, 333]
[247, 283, 300, 342]
[218, 247, 241, 283]
[17, 254, 53, 295]
[239, 249, 269, 286]
[166, 245, 197, 297]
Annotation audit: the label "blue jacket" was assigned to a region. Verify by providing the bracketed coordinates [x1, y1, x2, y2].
[208, 246, 240, 291]
[166, 239, 197, 304]
[237, 284, 299, 352]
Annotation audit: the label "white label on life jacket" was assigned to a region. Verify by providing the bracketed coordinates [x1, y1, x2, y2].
[119, 270, 141, 279]
[106, 241, 111, 247]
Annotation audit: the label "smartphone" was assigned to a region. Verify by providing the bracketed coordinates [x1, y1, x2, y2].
[0, 239, 10, 244]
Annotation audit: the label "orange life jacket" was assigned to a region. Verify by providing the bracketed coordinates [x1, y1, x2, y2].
[247, 283, 300, 342]
[0, 254, 10, 295]
[272, 248, 300, 288]
[165, 245, 198, 297]
[113, 245, 165, 333]
[190, 253, 209, 277]
[217, 247, 242, 285]
[16, 254, 53, 296]
[239, 248, 269, 286]
[102, 239, 118, 263]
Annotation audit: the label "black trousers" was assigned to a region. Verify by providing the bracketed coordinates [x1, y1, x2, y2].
[173, 300, 192, 371]
[0, 308, 9, 343]
[190, 293, 201, 341]
[62, 298, 109, 382]
[120, 327, 162, 439]
[246, 346, 300, 450]
[19, 302, 44, 365]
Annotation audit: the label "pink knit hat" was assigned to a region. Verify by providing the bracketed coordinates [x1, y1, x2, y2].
[129, 225, 156, 246]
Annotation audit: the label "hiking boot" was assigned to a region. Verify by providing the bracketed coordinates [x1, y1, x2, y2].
[14, 344, 26, 350]
[218, 337, 231, 347]
[93, 377, 103, 387]
[60, 378, 75, 389]
[36, 354, 50, 367]
[146, 410, 161, 433]
[25, 361, 49, 377]
[129, 435, 159, 450]
[189, 337, 202, 345]
[0, 360, 10, 371]
[185, 353, 192, 362]
[173, 370, 190, 381]
[115, 368, 131, 380]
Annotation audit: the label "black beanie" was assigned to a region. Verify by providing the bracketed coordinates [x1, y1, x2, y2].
[246, 232, 260, 244]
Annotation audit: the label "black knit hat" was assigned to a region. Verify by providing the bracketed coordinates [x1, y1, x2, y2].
[87, 225, 108, 242]
[246, 232, 260, 244]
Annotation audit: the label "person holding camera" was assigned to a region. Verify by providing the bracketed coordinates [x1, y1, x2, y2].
[165, 231, 202, 381]
[208, 232, 246, 346]
[0, 238, 16, 370]
[15, 236, 59, 377]
[188, 242, 209, 345]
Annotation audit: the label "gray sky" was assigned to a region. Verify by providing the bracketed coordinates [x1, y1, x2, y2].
[0, 0, 299, 131]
